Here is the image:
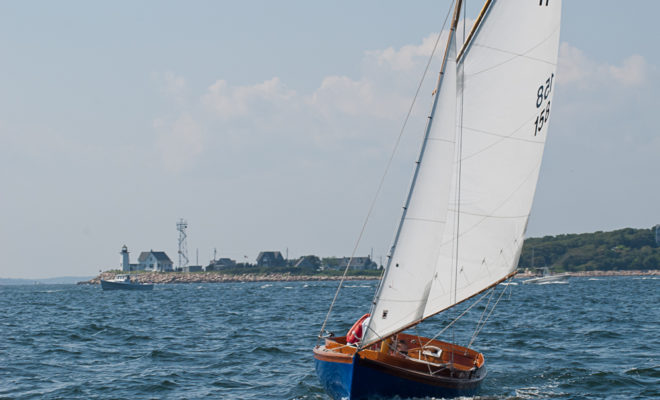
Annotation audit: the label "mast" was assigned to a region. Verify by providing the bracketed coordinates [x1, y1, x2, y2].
[381, 0, 463, 271]
[363, 0, 463, 348]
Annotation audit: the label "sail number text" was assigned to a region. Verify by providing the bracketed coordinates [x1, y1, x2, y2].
[533, 73, 554, 136]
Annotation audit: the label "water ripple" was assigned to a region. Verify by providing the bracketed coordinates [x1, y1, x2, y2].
[0, 277, 658, 399]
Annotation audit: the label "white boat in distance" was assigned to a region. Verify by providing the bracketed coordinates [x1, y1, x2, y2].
[100, 274, 154, 291]
[522, 267, 568, 284]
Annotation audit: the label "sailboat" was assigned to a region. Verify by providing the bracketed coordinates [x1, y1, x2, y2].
[314, 0, 562, 398]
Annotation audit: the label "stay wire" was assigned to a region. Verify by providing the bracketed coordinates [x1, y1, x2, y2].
[316, 1, 456, 346]
[468, 280, 509, 348]
[422, 286, 493, 348]
[472, 280, 497, 336]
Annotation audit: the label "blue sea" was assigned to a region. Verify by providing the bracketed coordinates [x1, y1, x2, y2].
[1, 277, 658, 399]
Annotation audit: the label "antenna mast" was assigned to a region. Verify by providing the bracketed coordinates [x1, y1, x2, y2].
[177, 218, 189, 270]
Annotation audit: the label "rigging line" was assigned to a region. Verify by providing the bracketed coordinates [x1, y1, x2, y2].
[468, 279, 509, 348]
[422, 286, 494, 348]
[316, 1, 455, 346]
[471, 282, 496, 339]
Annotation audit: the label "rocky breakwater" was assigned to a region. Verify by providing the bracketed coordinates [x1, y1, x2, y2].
[78, 271, 378, 285]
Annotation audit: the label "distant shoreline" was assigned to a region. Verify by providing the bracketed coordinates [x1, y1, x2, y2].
[516, 269, 659, 278]
[78, 269, 658, 285]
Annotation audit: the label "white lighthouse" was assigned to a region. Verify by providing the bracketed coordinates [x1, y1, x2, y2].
[120, 245, 130, 271]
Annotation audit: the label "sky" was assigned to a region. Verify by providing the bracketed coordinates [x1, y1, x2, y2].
[1, 1, 658, 278]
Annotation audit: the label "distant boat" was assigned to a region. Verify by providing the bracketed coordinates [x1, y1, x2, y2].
[100, 274, 153, 291]
[314, 0, 563, 399]
[522, 267, 568, 284]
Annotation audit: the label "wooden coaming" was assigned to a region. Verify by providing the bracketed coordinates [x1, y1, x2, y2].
[315, 334, 484, 374]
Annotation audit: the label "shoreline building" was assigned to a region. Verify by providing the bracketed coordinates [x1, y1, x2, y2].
[337, 256, 378, 271]
[138, 250, 174, 272]
[206, 257, 237, 271]
[321, 256, 379, 271]
[120, 245, 173, 272]
[256, 251, 286, 267]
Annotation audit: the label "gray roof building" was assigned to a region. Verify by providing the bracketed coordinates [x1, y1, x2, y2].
[138, 251, 172, 263]
[337, 256, 378, 270]
[256, 251, 285, 267]
[137, 250, 173, 272]
[293, 255, 321, 268]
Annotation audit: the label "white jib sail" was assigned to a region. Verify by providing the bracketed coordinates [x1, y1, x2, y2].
[423, 0, 562, 319]
[363, 27, 459, 345]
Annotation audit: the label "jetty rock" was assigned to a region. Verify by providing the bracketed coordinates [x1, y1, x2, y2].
[77, 271, 377, 285]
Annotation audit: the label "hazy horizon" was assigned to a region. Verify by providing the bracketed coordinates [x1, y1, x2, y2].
[1, 1, 658, 278]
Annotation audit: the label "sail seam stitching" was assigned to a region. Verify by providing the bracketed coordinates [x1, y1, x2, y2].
[462, 123, 544, 144]
[438, 158, 542, 248]
[464, 24, 561, 79]
[445, 210, 528, 219]
[427, 137, 455, 143]
[404, 217, 448, 223]
[457, 113, 547, 163]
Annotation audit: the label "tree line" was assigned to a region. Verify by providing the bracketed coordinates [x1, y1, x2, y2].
[519, 226, 660, 272]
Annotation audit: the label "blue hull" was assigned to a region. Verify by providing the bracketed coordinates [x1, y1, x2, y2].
[100, 280, 153, 291]
[315, 354, 354, 400]
[315, 351, 485, 400]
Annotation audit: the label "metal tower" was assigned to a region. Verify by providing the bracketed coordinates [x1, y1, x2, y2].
[177, 219, 189, 269]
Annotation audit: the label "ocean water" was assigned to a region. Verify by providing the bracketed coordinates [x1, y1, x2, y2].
[0, 277, 658, 399]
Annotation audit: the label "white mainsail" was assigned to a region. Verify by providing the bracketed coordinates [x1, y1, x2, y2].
[363, 0, 562, 345]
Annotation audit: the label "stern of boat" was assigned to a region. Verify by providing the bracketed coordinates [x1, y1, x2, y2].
[313, 338, 356, 400]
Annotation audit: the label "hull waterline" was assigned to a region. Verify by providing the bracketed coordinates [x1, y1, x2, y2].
[100, 280, 154, 291]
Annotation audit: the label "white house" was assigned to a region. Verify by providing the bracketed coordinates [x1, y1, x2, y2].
[137, 250, 174, 272]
